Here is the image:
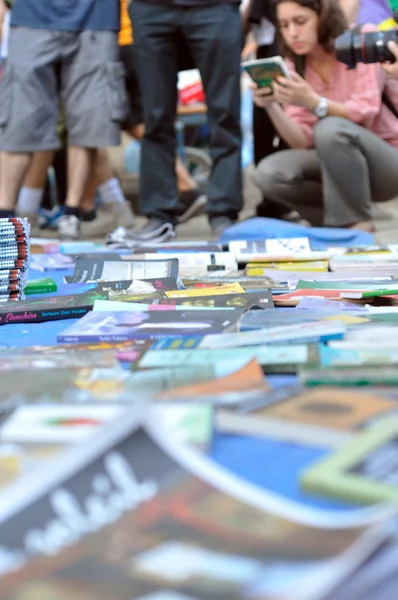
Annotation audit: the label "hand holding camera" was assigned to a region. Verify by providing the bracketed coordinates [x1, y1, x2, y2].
[381, 41, 398, 79]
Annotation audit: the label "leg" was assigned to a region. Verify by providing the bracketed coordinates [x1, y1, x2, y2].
[184, 5, 243, 222]
[0, 28, 60, 215]
[129, 2, 180, 223]
[65, 146, 96, 209]
[253, 148, 324, 226]
[17, 150, 55, 218]
[0, 152, 31, 213]
[314, 117, 398, 228]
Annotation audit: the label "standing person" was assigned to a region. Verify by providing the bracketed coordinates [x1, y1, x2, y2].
[80, 0, 207, 239]
[128, 0, 243, 240]
[0, 0, 125, 240]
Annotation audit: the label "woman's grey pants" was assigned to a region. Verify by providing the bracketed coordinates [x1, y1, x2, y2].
[253, 116, 398, 227]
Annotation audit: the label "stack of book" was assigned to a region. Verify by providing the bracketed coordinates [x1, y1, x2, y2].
[0, 217, 30, 301]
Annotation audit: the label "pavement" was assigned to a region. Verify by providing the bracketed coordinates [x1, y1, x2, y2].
[118, 165, 398, 245]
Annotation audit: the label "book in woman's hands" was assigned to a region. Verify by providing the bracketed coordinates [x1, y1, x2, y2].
[242, 55, 291, 89]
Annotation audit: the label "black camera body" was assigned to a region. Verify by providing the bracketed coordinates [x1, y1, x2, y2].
[335, 10, 398, 68]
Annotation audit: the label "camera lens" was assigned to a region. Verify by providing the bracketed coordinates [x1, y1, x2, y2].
[362, 30, 397, 63]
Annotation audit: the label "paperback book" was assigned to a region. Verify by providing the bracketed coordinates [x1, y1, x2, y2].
[300, 417, 398, 505]
[0, 290, 109, 325]
[57, 309, 241, 343]
[0, 409, 389, 600]
[65, 256, 179, 284]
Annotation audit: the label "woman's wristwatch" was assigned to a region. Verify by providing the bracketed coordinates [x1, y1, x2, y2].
[312, 96, 328, 118]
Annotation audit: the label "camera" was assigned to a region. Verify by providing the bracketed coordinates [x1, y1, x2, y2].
[335, 10, 398, 68]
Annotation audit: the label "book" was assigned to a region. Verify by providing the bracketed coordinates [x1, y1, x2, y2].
[300, 417, 398, 505]
[139, 345, 317, 374]
[130, 251, 239, 275]
[157, 359, 270, 403]
[299, 365, 398, 386]
[0, 290, 109, 325]
[165, 282, 245, 298]
[199, 320, 346, 348]
[30, 253, 75, 272]
[0, 340, 153, 364]
[0, 404, 126, 444]
[65, 256, 179, 284]
[110, 290, 274, 310]
[57, 310, 241, 343]
[229, 239, 327, 263]
[0, 349, 118, 372]
[0, 366, 132, 412]
[92, 299, 233, 313]
[0, 407, 389, 600]
[24, 277, 57, 295]
[242, 55, 291, 88]
[246, 260, 329, 275]
[217, 387, 395, 448]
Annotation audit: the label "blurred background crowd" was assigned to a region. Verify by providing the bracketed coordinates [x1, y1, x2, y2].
[0, 0, 398, 243]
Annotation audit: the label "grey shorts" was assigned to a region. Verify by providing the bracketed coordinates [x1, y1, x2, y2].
[0, 28, 128, 151]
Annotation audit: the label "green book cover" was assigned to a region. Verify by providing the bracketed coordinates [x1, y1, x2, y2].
[300, 417, 398, 505]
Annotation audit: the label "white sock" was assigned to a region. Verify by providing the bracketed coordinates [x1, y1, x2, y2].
[16, 187, 43, 214]
[98, 178, 126, 204]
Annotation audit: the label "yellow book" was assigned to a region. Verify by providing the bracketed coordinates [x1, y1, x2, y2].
[165, 282, 245, 298]
[246, 260, 329, 275]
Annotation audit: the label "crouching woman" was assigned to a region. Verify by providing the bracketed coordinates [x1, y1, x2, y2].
[253, 0, 398, 231]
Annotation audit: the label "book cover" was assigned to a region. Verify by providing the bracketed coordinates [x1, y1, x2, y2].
[139, 345, 315, 374]
[0, 349, 118, 372]
[165, 282, 245, 298]
[57, 310, 241, 343]
[300, 417, 398, 505]
[0, 366, 132, 411]
[217, 386, 395, 448]
[246, 260, 329, 274]
[92, 299, 233, 313]
[299, 365, 398, 386]
[30, 253, 75, 272]
[0, 408, 388, 600]
[111, 290, 274, 310]
[0, 290, 109, 325]
[200, 320, 346, 348]
[65, 256, 179, 284]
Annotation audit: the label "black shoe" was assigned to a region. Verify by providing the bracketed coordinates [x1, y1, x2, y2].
[176, 189, 207, 224]
[210, 216, 236, 238]
[130, 218, 176, 242]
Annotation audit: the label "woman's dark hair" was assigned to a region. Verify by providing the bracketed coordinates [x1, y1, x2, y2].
[273, 0, 348, 57]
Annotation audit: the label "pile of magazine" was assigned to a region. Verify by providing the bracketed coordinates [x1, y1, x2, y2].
[0, 217, 30, 301]
[1, 235, 398, 597]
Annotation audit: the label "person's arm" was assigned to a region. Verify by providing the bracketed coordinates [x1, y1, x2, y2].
[273, 73, 350, 119]
[242, 0, 254, 38]
[252, 87, 309, 148]
[382, 41, 398, 80]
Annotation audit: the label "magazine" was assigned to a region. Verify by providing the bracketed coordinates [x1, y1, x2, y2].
[0, 408, 392, 600]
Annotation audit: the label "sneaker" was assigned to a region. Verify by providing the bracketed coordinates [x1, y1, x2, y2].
[58, 214, 80, 240]
[176, 190, 207, 224]
[128, 218, 175, 243]
[81, 201, 135, 239]
[210, 216, 236, 238]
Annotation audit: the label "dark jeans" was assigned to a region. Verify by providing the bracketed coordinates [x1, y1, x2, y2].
[130, 1, 243, 223]
[253, 43, 290, 219]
